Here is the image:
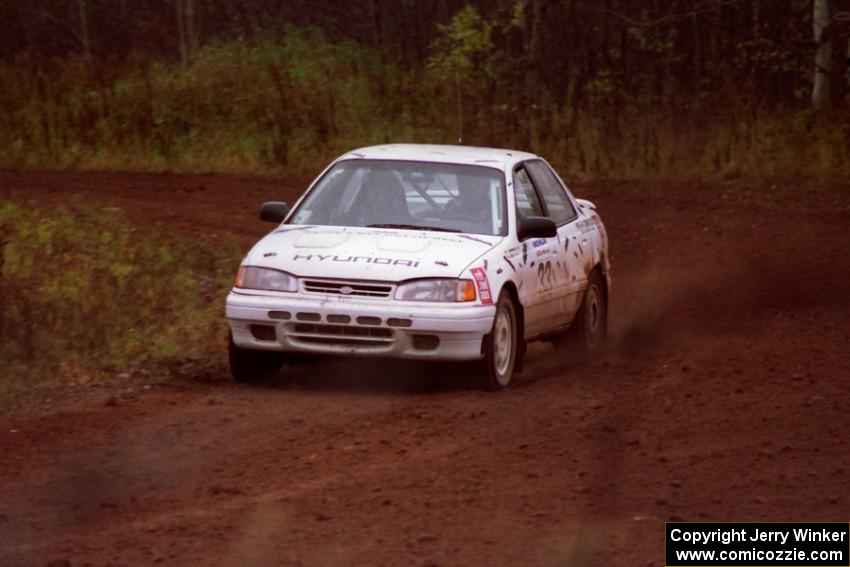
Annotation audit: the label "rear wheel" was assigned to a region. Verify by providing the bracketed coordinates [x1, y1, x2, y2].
[229, 332, 284, 383]
[477, 292, 519, 391]
[566, 270, 607, 354]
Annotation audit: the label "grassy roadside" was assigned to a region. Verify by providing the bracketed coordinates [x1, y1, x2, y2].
[2, 29, 848, 183]
[0, 198, 242, 388]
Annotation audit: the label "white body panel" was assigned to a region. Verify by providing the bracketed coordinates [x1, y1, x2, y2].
[226, 144, 610, 361]
[244, 226, 500, 281]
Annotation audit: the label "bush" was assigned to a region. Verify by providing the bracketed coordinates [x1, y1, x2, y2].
[0, 200, 240, 383]
[0, 26, 847, 181]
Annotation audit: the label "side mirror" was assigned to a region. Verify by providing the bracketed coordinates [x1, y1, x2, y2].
[260, 201, 290, 223]
[518, 216, 557, 241]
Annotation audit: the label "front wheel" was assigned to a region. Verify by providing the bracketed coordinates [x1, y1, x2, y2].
[229, 332, 285, 384]
[477, 292, 519, 391]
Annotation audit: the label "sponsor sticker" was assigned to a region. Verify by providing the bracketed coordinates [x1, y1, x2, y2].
[470, 267, 493, 304]
[593, 215, 607, 249]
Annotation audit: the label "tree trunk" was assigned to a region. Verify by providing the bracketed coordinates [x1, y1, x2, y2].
[368, 0, 381, 49]
[812, 0, 832, 115]
[176, 0, 188, 66]
[77, 0, 91, 61]
[186, 0, 199, 59]
[526, 0, 544, 149]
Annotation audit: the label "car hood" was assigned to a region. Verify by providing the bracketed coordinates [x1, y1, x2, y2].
[243, 225, 502, 281]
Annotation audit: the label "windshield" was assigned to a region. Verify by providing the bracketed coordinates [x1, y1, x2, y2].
[288, 159, 507, 236]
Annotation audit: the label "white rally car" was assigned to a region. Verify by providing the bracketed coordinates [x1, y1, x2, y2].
[226, 144, 610, 390]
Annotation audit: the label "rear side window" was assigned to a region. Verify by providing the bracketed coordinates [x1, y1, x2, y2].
[526, 160, 576, 224]
[513, 167, 544, 219]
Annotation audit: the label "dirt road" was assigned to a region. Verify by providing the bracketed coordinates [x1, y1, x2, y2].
[1, 171, 849, 566]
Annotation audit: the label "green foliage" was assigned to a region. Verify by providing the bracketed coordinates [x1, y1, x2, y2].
[427, 5, 496, 84]
[0, 29, 428, 174]
[0, 25, 847, 181]
[0, 201, 240, 382]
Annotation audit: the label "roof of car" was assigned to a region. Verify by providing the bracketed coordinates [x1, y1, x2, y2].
[337, 144, 539, 170]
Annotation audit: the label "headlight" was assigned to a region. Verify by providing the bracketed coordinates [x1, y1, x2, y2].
[394, 279, 476, 302]
[234, 266, 297, 292]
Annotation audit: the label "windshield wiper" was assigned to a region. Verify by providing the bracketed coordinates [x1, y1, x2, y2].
[367, 223, 461, 233]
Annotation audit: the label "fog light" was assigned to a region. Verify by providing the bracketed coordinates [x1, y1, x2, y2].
[250, 324, 277, 341]
[412, 334, 439, 351]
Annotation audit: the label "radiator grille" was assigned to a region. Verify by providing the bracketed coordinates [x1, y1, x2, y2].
[302, 279, 393, 298]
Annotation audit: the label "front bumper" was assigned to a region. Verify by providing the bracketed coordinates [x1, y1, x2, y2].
[226, 291, 496, 361]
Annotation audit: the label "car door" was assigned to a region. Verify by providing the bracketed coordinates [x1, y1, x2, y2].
[525, 160, 584, 328]
[510, 165, 563, 336]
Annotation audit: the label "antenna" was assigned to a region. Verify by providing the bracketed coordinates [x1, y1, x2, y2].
[455, 69, 463, 144]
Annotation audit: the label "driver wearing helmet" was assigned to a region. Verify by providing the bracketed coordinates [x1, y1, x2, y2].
[445, 175, 491, 230]
[350, 169, 412, 226]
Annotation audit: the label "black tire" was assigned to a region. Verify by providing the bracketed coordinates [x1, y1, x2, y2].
[229, 332, 284, 384]
[566, 269, 608, 354]
[477, 292, 519, 391]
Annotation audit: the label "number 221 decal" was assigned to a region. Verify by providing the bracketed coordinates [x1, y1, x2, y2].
[537, 260, 556, 291]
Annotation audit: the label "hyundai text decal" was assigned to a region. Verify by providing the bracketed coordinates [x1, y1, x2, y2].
[292, 254, 419, 267]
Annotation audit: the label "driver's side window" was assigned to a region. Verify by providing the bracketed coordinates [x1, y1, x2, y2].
[513, 167, 544, 220]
